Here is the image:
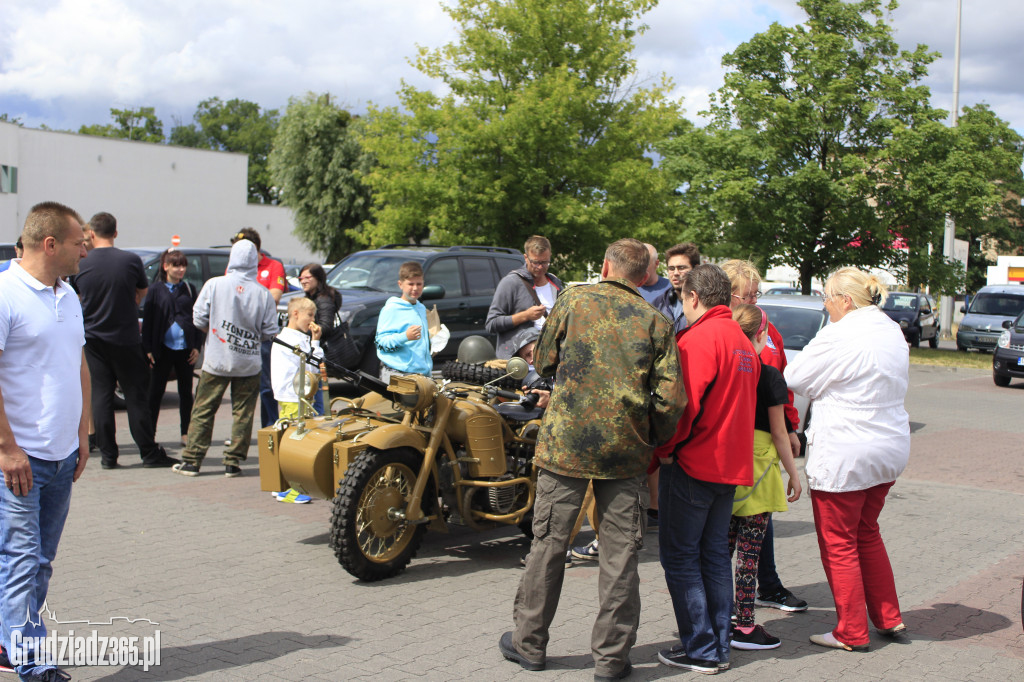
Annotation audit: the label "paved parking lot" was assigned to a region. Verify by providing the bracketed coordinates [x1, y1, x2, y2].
[38, 364, 1024, 681]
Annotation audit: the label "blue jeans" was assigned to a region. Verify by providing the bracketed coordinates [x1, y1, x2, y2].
[658, 463, 735, 664]
[756, 516, 783, 595]
[259, 339, 278, 428]
[0, 451, 77, 679]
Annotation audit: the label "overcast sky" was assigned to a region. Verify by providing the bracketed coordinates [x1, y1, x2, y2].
[0, 0, 1019, 136]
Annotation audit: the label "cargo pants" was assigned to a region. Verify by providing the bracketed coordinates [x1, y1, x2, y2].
[181, 372, 260, 467]
[513, 469, 648, 678]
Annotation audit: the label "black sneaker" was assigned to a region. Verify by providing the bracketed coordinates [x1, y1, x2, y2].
[498, 631, 544, 671]
[100, 459, 119, 470]
[224, 465, 242, 478]
[172, 462, 200, 477]
[0, 644, 14, 673]
[755, 587, 808, 612]
[657, 646, 718, 674]
[731, 624, 781, 650]
[143, 451, 180, 468]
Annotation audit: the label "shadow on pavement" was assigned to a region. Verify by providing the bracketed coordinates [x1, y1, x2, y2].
[91, 632, 350, 681]
[903, 602, 1013, 640]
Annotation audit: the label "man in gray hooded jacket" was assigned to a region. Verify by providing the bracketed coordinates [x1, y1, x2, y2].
[172, 240, 279, 477]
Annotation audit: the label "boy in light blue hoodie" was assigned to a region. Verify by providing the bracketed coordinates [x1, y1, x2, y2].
[172, 240, 279, 478]
[375, 261, 431, 382]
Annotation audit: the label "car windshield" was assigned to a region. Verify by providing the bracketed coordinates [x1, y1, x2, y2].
[326, 253, 426, 293]
[968, 293, 1024, 317]
[758, 304, 828, 350]
[882, 294, 919, 311]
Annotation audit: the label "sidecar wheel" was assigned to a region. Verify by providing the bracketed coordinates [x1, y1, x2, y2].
[330, 447, 427, 582]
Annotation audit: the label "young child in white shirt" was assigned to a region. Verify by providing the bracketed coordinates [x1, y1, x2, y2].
[270, 296, 323, 504]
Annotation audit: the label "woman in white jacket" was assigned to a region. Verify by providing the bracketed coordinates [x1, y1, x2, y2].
[785, 267, 909, 652]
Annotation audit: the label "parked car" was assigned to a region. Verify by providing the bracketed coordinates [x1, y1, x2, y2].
[957, 284, 1024, 352]
[764, 286, 822, 297]
[881, 292, 939, 348]
[0, 243, 17, 261]
[277, 245, 524, 378]
[992, 310, 1024, 387]
[758, 295, 830, 452]
[126, 246, 232, 295]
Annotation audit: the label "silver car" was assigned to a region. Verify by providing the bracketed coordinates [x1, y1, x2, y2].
[758, 295, 830, 453]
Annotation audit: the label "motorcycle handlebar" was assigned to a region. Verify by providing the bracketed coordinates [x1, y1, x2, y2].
[491, 388, 523, 402]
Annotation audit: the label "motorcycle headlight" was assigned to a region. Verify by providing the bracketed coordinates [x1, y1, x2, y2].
[899, 319, 908, 328]
[998, 330, 1010, 348]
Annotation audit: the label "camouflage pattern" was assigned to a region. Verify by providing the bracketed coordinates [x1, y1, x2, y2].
[533, 278, 687, 479]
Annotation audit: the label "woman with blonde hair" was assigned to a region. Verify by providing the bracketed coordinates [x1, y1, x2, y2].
[785, 267, 910, 652]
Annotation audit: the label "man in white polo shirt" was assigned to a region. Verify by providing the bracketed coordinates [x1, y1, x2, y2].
[0, 201, 90, 681]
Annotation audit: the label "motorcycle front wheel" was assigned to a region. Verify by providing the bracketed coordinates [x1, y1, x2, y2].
[330, 447, 428, 581]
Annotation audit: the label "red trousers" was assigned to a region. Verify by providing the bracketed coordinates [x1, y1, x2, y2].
[810, 482, 903, 646]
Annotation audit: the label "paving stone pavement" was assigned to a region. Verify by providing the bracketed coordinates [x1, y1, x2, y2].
[34, 365, 1024, 681]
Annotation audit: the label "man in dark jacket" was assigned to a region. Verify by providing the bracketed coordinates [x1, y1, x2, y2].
[498, 238, 686, 680]
[74, 212, 176, 469]
[485, 235, 564, 358]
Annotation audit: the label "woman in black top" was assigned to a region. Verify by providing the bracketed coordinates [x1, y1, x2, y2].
[141, 250, 202, 444]
[298, 263, 342, 333]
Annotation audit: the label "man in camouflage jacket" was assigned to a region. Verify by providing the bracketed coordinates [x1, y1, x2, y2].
[499, 238, 686, 680]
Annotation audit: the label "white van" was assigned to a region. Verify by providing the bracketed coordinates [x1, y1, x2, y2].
[957, 284, 1024, 351]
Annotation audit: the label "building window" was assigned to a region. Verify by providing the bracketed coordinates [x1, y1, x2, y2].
[0, 165, 16, 193]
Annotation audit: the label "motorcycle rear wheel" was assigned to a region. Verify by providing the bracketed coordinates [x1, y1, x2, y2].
[330, 447, 427, 581]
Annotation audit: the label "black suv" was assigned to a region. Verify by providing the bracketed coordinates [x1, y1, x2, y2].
[278, 245, 524, 376]
[881, 292, 939, 348]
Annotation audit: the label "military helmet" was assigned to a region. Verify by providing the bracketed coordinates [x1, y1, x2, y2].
[457, 335, 496, 364]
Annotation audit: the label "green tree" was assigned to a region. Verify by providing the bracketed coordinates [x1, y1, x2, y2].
[888, 104, 1024, 293]
[169, 97, 280, 204]
[269, 93, 374, 261]
[79, 106, 165, 143]
[360, 0, 679, 275]
[662, 0, 944, 292]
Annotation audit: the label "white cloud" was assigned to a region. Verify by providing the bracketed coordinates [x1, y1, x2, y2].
[0, 0, 1020, 133]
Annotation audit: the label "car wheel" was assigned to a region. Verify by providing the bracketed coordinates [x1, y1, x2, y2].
[928, 331, 939, 349]
[909, 330, 921, 348]
[993, 372, 1011, 387]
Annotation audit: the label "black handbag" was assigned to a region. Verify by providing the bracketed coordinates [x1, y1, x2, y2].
[322, 316, 361, 375]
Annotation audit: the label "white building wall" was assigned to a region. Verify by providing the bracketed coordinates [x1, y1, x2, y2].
[0, 121, 315, 263]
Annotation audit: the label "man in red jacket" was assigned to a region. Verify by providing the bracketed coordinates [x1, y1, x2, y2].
[721, 259, 809, 613]
[655, 263, 759, 674]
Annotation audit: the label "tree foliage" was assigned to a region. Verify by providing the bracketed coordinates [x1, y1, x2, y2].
[887, 104, 1024, 292]
[169, 97, 280, 204]
[662, 0, 946, 292]
[79, 107, 165, 143]
[269, 93, 374, 261]
[360, 0, 679, 276]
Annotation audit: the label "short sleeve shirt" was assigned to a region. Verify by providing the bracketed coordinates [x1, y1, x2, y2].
[754, 362, 789, 432]
[0, 262, 85, 460]
[257, 254, 286, 292]
[73, 247, 148, 345]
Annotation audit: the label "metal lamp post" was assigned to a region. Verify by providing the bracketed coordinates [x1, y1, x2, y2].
[940, 0, 962, 340]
